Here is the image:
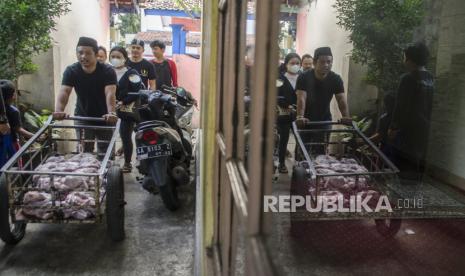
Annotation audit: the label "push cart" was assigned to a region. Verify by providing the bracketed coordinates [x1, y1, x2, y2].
[291, 121, 465, 238]
[0, 116, 125, 245]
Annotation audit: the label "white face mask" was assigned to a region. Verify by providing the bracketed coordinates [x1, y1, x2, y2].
[287, 64, 301, 74]
[110, 58, 125, 68]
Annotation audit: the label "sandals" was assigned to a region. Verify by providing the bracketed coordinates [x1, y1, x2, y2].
[122, 163, 132, 173]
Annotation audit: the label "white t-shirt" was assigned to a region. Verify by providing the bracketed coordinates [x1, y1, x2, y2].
[114, 67, 128, 82]
[284, 72, 298, 90]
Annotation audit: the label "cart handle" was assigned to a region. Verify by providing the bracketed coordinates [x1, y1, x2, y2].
[65, 116, 106, 123]
[302, 120, 357, 127]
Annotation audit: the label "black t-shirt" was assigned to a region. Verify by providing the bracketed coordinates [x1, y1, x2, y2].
[277, 73, 297, 107]
[152, 60, 172, 89]
[62, 62, 117, 117]
[6, 105, 21, 141]
[296, 70, 344, 121]
[126, 59, 156, 89]
[391, 70, 434, 159]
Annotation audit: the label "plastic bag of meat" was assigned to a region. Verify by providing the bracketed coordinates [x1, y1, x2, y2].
[53, 176, 89, 191]
[62, 192, 96, 219]
[33, 153, 101, 192]
[21, 191, 55, 220]
[315, 155, 338, 165]
[64, 192, 96, 207]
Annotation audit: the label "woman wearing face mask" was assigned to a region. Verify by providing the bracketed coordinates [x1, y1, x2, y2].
[276, 53, 301, 174]
[109, 46, 141, 173]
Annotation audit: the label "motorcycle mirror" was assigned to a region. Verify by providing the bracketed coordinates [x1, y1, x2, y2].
[129, 74, 141, 84]
[176, 87, 186, 97]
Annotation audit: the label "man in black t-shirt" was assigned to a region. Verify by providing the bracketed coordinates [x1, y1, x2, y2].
[389, 42, 434, 180]
[295, 47, 350, 154]
[296, 47, 350, 124]
[53, 37, 118, 156]
[127, 39, 156, 90]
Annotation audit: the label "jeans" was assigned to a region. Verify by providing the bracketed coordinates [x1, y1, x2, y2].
[277, 120, 292, 165]
[119, 119, 135, 164]
[75, 120, 112, 160]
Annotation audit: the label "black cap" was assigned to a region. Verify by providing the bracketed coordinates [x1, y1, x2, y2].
[0, 80, 16, 101]
[130, 39, 145, 48]
[77, 36, 98, 53]
[314, 47, 333, 60]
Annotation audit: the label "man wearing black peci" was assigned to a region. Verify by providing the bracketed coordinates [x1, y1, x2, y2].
[295, 47, 351, 154]
[53, 36, 118, 157]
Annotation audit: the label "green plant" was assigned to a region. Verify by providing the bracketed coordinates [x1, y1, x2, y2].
[334, 0, 425, 93]
[340, 116, 373, 141]
[173, 0, 202, 17]
[119, 13, 141, 37]
[0, 0, 70, 81]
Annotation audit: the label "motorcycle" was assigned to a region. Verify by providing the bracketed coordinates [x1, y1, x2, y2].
[128, 79, 196, 211]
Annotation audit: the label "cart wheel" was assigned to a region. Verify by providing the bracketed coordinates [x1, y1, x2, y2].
[375, 219, 401, 238]
[290, 166, 308, 237]
[106, 166, 125, 241]
[0, 175, 26, 245]
[290, 165, 308, 198]
[160, 176, 180, 211]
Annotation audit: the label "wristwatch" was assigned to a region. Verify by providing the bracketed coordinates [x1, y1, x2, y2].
[296, 115, 304, 119]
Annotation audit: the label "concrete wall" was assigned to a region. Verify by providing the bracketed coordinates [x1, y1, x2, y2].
[295, 0, 378, 119]
[173, 54, 201, 127]
[18, 0, 111, 114]
[295, 7, 308, 56]
[424, 1, 465, 186]
[174, 54, 201, 102]
[141, 12, 172, 32]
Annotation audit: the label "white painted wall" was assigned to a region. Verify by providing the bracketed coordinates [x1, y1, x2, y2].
[296, 0, 378, 119]
[427, 3, 465, 182]
[141, 10, 172, 32]
[18, 0, 110, 115]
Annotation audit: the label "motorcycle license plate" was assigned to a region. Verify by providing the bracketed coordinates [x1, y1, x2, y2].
[136, 144, 172, 160]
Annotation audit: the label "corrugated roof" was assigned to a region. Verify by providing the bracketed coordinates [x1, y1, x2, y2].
[141, 0, 202, 11]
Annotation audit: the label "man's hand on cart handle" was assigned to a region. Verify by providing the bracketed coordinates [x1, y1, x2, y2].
[296, 116, 310, 128]
[103, 113, 118, 125]
[0, 123, 11, 135]
[52, 112, 68, 120]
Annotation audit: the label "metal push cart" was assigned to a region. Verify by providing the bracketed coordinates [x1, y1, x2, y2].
[0, 116, 125, 245]
[290, 121, 465, 237]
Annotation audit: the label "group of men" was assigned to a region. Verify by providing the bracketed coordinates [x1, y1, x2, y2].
[0, 35, 433, 181]
[292, 43, 434, 180]
[52, 37, 179, 158]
